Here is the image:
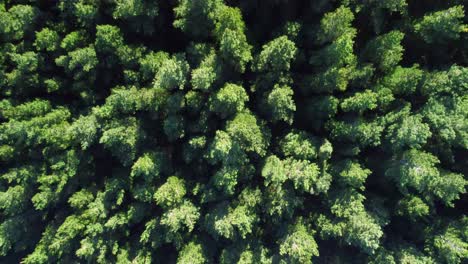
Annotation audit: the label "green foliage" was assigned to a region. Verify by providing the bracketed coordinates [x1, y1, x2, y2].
[131, 152, 162, 181]
[34, 28, 60, 52]
[6, 51, 39, 92]
[316, 6, 354, 44]
[422, 95, 468, 149]
[205, 189, 261, 240]
[99, 118, 139, 166]
[279, 130, 320, 160]
[386, 149, 466, 206]
[61, 31, 87, 51]
[369, 245, 436, 264]
[214, 204, 257, 239]
[341, 89, 378, 113]
[206, 130, 234, 164]
[396, 196, 430, 220]
[177, 241, 207, 264]
[68, 189, 94, 210]
[285, 158, 321, 194]
[95, 25, 124, 54]
[396, 246, 435, 263]
[154, 54, 190, 90]
[154, 176, 186, 208]
[218, 29, 252, 73]
[219, 242, 272, 264]
[306, 6, 358, 94]
[215, 5, 252, 72]
[415, 6, 465, 44]
[329, 118, 384, 148]
[173, 0, 221, 38]
[262, 155, 329, 195]
[191, 51, 218, 90]
[0, 105, 71, 149]
[382, 65, 423, 95]
[112, 0, 158, 34]
[210, 83, 249, 118]
[226, 112, 270, 156]
[59, 0, 99, 27]
[318, 139, 333, 161]
[213, 5, 245, 39]
[265, 84, 296, 124]
[363, 31, 404, 72]
[69, 114, 99, 150]
[1, 99, 51, 121]
[419, 64, 468, 96]
[140, 51, 169, 83]
[333, 160, 371, 190]
[56, 46, 98, 80]
[113, 0, 158, 20]
[253, 36, 297, 73]
[311, 30, 357, 68]
[385, 114, 431, 150]
[318, 190, 384, 254]
[0, 1, 466, 263]
[212, 165, 241, 195]
[183, 135, 206, 163]
[0, 4, 37, 41]
[427, 218, 468, 264]
[160, 200, 200, 234]
[262, 155, 288, 186]
[311, 66, 354, 92]
[279, 221, 319, 263]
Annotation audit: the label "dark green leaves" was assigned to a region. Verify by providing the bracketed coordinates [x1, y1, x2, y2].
[415, 6, 465, 44]
[0, 1, 466, 263]
[253, 36, 297, 73]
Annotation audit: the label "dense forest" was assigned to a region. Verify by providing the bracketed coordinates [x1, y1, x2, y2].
[0, 0, 467, 263]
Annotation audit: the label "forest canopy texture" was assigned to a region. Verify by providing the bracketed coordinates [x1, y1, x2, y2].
[0, 0, 467, 263]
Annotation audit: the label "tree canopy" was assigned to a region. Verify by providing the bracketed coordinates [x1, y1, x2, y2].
[0, 0, 467, 263]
